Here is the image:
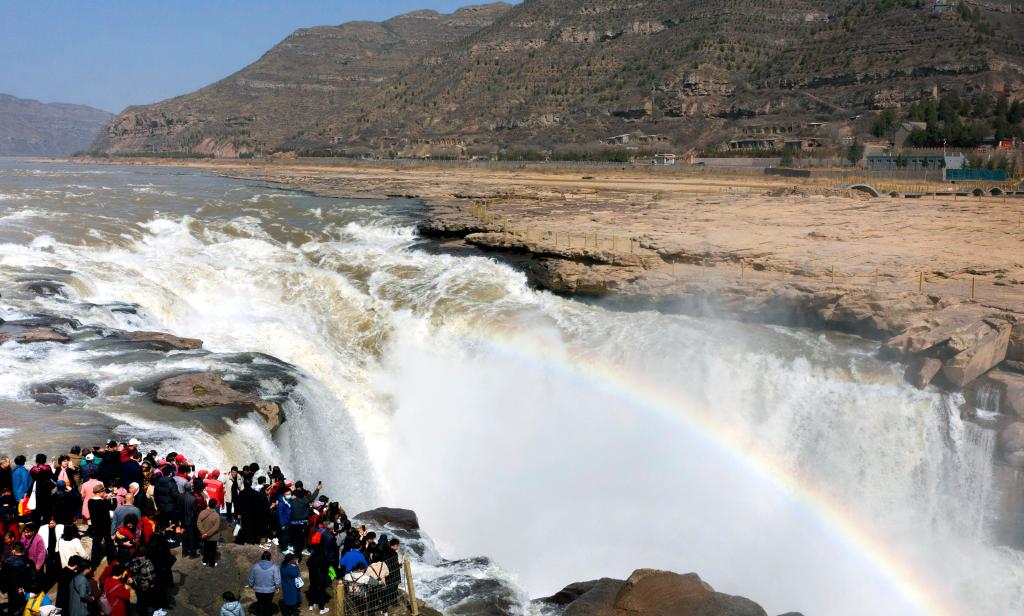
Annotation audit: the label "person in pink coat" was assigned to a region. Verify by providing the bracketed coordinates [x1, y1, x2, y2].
[80, 478, 103, 519]
[19, 523, 46, 572]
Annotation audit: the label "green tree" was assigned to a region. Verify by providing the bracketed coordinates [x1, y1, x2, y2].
[846, 141, 864, 166]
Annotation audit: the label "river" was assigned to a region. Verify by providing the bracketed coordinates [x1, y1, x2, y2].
[0, 160, 1021, 615]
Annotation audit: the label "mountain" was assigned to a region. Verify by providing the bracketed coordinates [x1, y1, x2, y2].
[94, 0, 1024, 157]
[93, 3, 513, 157]
[0, 94, 112, 157]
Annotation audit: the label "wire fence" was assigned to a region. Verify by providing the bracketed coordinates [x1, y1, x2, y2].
[333, 558, 419, 616]
[466, 202, 1024, 306]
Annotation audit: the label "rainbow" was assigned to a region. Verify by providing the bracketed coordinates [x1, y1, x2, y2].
[450, 322, 956, 616]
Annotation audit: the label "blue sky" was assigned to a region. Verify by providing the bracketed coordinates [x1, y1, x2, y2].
[0, 1, 513, 113]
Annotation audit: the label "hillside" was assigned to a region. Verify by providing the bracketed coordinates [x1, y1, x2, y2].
[93, 3, 513, 157]
[0, 94, 111, 156]
[94, 0, 1024, 157]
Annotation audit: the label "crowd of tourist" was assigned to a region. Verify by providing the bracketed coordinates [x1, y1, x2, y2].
[0, 439, 405, 616]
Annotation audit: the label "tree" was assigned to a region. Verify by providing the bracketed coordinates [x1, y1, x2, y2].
[846, 141, 864, 166]
[872, 109, 898, 137]
[780, 146, 794, 166]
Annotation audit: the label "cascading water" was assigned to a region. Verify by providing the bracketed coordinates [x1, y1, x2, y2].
[1, 160, 1022, 615]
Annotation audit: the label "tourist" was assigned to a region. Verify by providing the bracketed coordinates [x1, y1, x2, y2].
[87, 485, 113, 566]
[224, 467, 240, 517]
[381, 538, 402, 607]
[56, 524, 88, 568]
[220, 590, 246, 616]
[39, 518, 63, 586]
[110, 492, 141, 537]
[0, 457, 12, 497]
[101, 563, 132, 616]
[289, 480, 320, 561]
[100, 441, 121, 487]
[11, 456, 30, 503]
[338, 545, 367, 575]
[198, 497, 222, 567]
[205, 469, 225, 511]
[248, 550, 281, 616]
[55, 554, 80, 614]
[276, 486, 293, 554]
[152, 467, 178, 529]
[3, 542, 32, 616]
[20, 523, 46, 573]
[280, 553, 303, 615]
[79, 452, 100, 482]
[51, 479, 81, 525]
[126, 553, 157, 613]
[68, 555, 94, 616]
[144, 525, 175, 611]
[305, 544, 332, 614]
[112, 513, 141, 562]
[176, 474, 200, 558]
[342, 562, 371, 612]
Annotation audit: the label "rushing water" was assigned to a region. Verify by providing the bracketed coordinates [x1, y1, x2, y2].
[1, 160, 1022, 615]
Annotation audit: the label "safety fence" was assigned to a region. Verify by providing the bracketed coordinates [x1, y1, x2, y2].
[466, 202, 1023, 305]
[331, 558, 419, 616]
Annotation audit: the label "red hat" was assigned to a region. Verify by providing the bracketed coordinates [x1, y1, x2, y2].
[175, 454, 187, 463]
[198, 470, 208, 479]
[210, 469, 220, 479]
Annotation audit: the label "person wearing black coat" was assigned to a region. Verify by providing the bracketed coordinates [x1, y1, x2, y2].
[176, 487, 199, 558]
[51, 480, 82, 526]
[86, 486, 114, 567]
[381, 539, 402, 608]
[3, 544, 34, 616]
[304, 547, 332, 612]
[99, 441, 121, 486]
[152, 473, 178, 529]
[144, 526, 175, 610]
[120, 455, 144, 491]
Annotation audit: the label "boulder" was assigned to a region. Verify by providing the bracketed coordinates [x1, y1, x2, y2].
[999, 422, 1024, 467]
[23, 280, 68, 297]
[1010, 323, 1024, 362]
[120, 330, 203, 351]
[555, 569, 767, 616]
[883, 304, 995, 358]
[965, 370, 1024, 417]
[354, 507, 420, 531]
[29, 379, 99, 405]
[154, 372, 282, 431]
[904, 357, 942, 389]
[0, 326, 70, 344]
[942, 320, 1012, 388]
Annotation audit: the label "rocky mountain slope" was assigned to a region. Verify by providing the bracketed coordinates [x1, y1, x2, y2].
[93, 3, 512, 157]
[0, 93, 111, 156]
[93, 0, 1024, 157]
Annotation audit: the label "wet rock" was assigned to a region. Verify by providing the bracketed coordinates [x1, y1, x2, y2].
[355, 507, 420, 531]
[999, 422, 1024, 467]
[154, 372, 282, 431]
[1004, 360, 1024, 375]
[29, 379, 99, 405]
[966, 370, 1024, 417]
[118, 330, 203, 351]
[942, 320, 1012, 388]
[0, 326, 70, 344]
[22, 280, 69, 297]
[538, 578, 622, 607]
[904, 357, 942, 390]
[553, 569, 767, 616]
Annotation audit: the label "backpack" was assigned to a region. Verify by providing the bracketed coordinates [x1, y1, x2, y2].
[99, 582, 122, 616]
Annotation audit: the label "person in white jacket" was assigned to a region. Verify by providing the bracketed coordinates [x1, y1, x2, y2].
[56, 525, 88, 568]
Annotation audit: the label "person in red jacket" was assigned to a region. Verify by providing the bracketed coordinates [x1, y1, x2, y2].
[204, 470, 225, 512]
[101, 563, 132, 616]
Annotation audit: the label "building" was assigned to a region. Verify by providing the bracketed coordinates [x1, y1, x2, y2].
[866, 153, 949, 170]
[728, 137, 780, 151]
[654, 153, 677, 165]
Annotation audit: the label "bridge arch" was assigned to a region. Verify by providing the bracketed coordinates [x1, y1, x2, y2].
[848, 184, 880, 197]
[989, 187, 1005, 196]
